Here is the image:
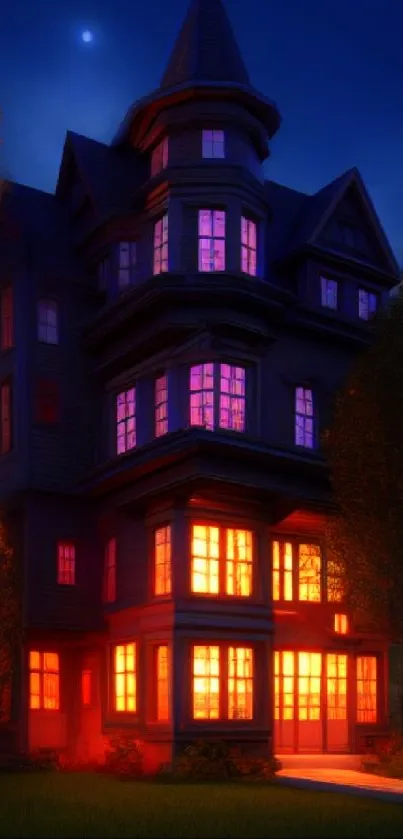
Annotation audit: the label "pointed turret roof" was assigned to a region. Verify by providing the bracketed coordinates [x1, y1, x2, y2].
[161, 0, 250, 89]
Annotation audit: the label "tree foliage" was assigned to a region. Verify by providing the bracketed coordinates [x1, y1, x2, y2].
[0, 519, 19, 723]
[325, 294, 403, 640]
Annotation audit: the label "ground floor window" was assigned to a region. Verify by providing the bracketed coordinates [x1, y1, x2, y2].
[156, 645, 170, 722]
[113, 643, 136, 712]
[356, 656, 377, 723]
[274, 651, 348, 722]
[192, 644, 254, 721]
[29, 651, 59, 710]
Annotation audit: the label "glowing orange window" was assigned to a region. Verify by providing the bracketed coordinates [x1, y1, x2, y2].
[29, 651, 59, 710]
[334, 613, 348, 634]
[327, 557, 345, 602]
[156, 645, 170, 722]
[104, 538, 116, 603]
[191, 525, 219, 594]
[298, 544, 321, 601]
[155, 526, 171, 595]
[327, 654, 347, 720]
[114, 643, 136, 713]
[192, 645, 220, 719]
[82, 670, 92, 707]
[272, 541, 293, 601]
[357, 656, 377, 723]
[274, 651, 294, 720]
[226, 529, 252, 596]
[298, 652, 321, 720]
[228, 647, 253, 720]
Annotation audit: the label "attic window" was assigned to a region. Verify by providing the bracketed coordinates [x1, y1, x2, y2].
[202, 130, 225, 159]
[151, 137, 169, 177]
[320, 277, 338, 310]
[358, 289, 377, 321]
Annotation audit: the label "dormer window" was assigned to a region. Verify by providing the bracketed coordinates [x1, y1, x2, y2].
[118, 242, 136, 290]
[153, 214, 169, 275]
[358, 289, 377, 321]
[320, 277, 338, 310]
[151, 137, 169, 177]
[241, 217, 257, 276]
[202, 130, 225, 159]
[198, 210, 226, 272]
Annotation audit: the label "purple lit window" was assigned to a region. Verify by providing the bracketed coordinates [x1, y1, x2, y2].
[219, 364, 246, 431]
[38, 300, 58, 344]
[295, 387, 314, 449]
[153, 214, 168, 275]
[116, 387, 136, 455]
[320, 277, 338, 310]
[241, 217, 257, 276]
[198, 210, 225, 272]
[155, 374, 168, 437]
[118, 242, 136, 289]
[151, 137, 169, 177]
[358, 289, 377, 321]
[202, 129, 225, 159]
[190, 363, 215, 430]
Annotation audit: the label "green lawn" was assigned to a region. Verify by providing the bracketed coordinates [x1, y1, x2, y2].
[1, 773, 403, 838]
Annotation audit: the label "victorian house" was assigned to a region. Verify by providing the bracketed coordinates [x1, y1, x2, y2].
[0, 0, 399, 768]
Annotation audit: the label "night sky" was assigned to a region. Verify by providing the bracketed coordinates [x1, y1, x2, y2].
[1, 0, 402, 265]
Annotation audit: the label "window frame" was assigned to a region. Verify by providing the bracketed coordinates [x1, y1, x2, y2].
[116, 386, 136, 456]
[320, 276, 338, 310]
[190, 642, 254, 723]
[356, 655, 378, 724]
[294, 385, 315, 449]
[153, 214, 169, 275]
[29, 650, 60, 711]
[189, 361, 247, 433]
[37, 299, 59, 344]
[57, 541, 76, 586]
[118, 242, 137, 290]
[155, 373, 168, 437]
[111, 641, 137, 715]
[358, 288, 378, 321]
[190, 521, 254, 598]
[154, 524, 172, 597]
[271, 537, 328, 604]
[198, 209, 226, 272]
[241, 216, 257, 276]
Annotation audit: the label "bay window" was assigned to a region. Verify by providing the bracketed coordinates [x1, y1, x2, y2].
[192, 644, 254, 721]
[156, 645, 170, 722]
[295, 386, 315, 449]
[113, 642, 136, 712]
[189, 362, 246, 432]
[272, 540, 326, 603]
[198, 209, 225, 272]
[116, 387, 136, 455]
[155, 374, 168, 437]
[154, 525, 172, 595]
[241, 217, 257, 276]
[153, 214, 168, 275]
[191, 523, 253, 597]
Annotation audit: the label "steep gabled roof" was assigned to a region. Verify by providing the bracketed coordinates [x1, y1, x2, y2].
[160, 0, 250, 89]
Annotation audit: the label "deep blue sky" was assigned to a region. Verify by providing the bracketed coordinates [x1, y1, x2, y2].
[1, 0, 402, 265]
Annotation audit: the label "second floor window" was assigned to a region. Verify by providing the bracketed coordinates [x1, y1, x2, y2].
[116, 387, 136, 455]
[295, 387, 314, 449]
[272, 540, 323, 603]
[153, 215, 168, 275]
[241, 217, 257, 276]
[320, 277, 338, 310]
[151, 137, 169, 177]
[57, 542, 75, 585]
[1, 287, 13, 350]
[155, 525, 171, 595]
[190, 362, 246, 432]
[0, 380, 11, 455]
[198, 209, 225, 272]
[104, 538, 117, 603]
[358, 289, 377, 320]
[155, 374, 168, 437]
[298, 544, 321, 601]
[202, 129, 225, 159]
[118, 242, 136, 290]
[38, 300, 58, 344]
[191, 524, 253, 596]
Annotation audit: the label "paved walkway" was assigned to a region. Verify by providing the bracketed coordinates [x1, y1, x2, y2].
[277, 767, 403, 803]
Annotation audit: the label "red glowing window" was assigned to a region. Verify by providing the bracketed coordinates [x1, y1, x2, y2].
[193, 645, 220, 719]
[114, 643, 136, 712]
[228, 647, 253, 720]
[334, 613, 348, 634]
[272, 540, 293, 601]
[0, 380, 11, 454]
[35, 378, 60, 424]
[219, 363, 245, 431]
[1, 287, 13, 350]
[155, 374, 168, 437]
[295, 386, 314, 448]
[118, 242, 136, 289]
[241, 217, 257, 276]
[298, 544, 321, 602]
[189, 363, 246, 432]
[327, 653, 347, 720]
[38, 299, 58, 344]
[82, 670, 92, 706]
[153, 214, 168, 275]
[198, 209, 225, 272]
[155, 525, 171, 595]
[357, 656, 377, 723]
[29, 651, 59, 710]
[116, 387, 136, 455]
[104, 538, 117, 603]
[57, 542, 75, 585]
[151, 137, 169, 177]
[156, 645, 170, 722]
[191, 524, 253, 596]
[202, 129, 225, 159]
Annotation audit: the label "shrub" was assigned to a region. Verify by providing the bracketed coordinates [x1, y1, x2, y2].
[103, 732, 144, 779]
[172, 739, 279, 781]
[361, 731, 403, 778]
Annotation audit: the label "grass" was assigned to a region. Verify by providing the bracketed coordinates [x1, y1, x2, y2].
[1, 773, 403, 838]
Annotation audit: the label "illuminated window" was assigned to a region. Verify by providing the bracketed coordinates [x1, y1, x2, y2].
[155, 374, 168, 437]
[38, 299, 58, 344]
[104, 538, 117, 603]
[193, 646, 220, 719]
[327, 557, 345, 602]
[228, 647, 253, 720]
[156, 645, 170, 722]
[358, 289, 377, 321]
[274, 651, 294, 720]
[320, 276, 338, 310]
[82, 670, 92, 707]
[241, 217, 257, 276]
[0, 380, 11, 454]
[298, 544, 321, 601]
[35, 378, 60, 424]
[114, 643, 136, 712]
[334, 613, 348, 634]
[118, 242, 136, 289]
[155, 525, 171, 596]
[357, 656, 377, 723]
[198, 209, 226, 272]
[272, 541, 293, 601]
[29, 651, 59, 710]
[298, 652, 321, 720]
[1, 287, 13, 350]
[226, 529, 252, 596]
[57, 542, 75, 585]
[202, 129, 225, 159]
[327, 654, 347, 720]
[116, 387, 136, 455]
[153, 214, 168, 275]
[191, 524, 220, 594]
[295, 387, 314, 448]
[151, 137, 169, 177]
[189, 363, 246, 431]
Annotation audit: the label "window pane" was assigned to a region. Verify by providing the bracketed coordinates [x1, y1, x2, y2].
[298, 544, 321, 601]
[228, 647, 253, 720]
[193, 646, 220, 719]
